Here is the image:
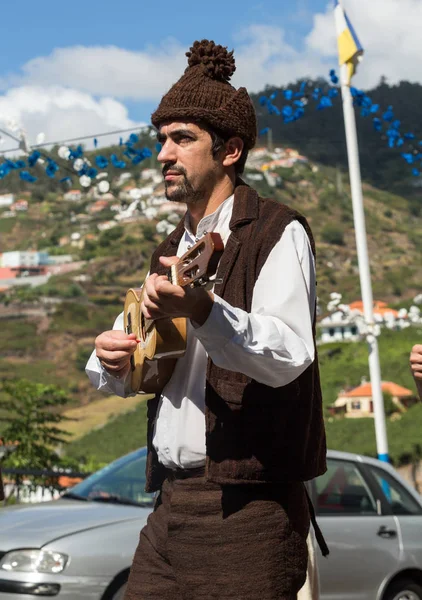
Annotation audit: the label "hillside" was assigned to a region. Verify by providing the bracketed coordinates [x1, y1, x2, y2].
[251, 78, 422, 209]
[0, 135, 421, 468]
[63, 327, 422, 467]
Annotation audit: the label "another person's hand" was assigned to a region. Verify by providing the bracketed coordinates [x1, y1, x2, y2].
[410, 344, 422, 399]
[141, 256, 214, 326]
[95, 330, 138, 378]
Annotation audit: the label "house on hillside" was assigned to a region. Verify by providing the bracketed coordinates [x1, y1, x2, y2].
[1, 251, 50, 268]
[318, 313, 360, 343]
[64, 190, 82, 202]
[318, 299, 406, 344]
[329, 380, 417, 418]
[11, 200, 28, 212]
[88, 199, 109, 214]
[0, 193, 14, 207]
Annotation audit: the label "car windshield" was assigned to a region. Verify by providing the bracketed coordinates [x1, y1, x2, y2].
[61, 448, 154, 507]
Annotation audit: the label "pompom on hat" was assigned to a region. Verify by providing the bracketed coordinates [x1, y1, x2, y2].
[151, 39, 257, 150]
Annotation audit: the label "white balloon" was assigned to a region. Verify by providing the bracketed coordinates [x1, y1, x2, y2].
[58, 146, 71, 160]
[98, 180, 110, 193]
[73, 158, 84, 171]
[36, 132, 46, 144]
[80, 175, 91, 187]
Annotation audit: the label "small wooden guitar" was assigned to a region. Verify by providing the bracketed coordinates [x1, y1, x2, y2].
[124, 232, 224, 394]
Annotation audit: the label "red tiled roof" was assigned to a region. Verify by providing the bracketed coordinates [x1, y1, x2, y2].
[343, 381, 413, 398]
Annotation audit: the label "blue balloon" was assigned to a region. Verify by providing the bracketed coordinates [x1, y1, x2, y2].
[373, 118, 382, 131]
[28, 151, 41, 167]
[268, 104, 280, 116]
[129, 133, 139, 144]
[328, 88, 339, 99]
[383, 106, 394, 122]
[259, 96, 268, 106]
[284, 90, 293, 100]
[155, 143, 162, 153]
[282, 106, 293, 118]
[95, 155, 108, 169]
[46, 165, 57, 178]
[401, 153, 414, 164]
[317, 96, 332, 110]
[20, 171, 37, 182]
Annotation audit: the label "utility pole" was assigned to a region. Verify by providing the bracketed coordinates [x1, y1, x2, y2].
[267, 128, 273, 153]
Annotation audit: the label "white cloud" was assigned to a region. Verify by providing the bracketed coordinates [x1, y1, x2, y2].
[305, 0, 422, 88]
[0, 86, 145, 152]
[1, 40, 186, 101]
[3, 0, 421, 101]
[0, 0, 421, 151]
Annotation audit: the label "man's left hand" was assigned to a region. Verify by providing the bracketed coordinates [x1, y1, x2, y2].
[141, 256, 214, 326]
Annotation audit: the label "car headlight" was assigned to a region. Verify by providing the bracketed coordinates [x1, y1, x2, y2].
[0, 549, 68, 574]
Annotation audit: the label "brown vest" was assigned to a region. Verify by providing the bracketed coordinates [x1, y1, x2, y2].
[144, 181, 327, 492]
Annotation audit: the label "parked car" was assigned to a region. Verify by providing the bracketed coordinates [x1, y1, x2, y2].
[0, 447, 154, 600]
[1, 448, 422, 599]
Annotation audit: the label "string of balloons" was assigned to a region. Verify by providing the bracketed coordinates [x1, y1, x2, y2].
[258, 69, 422, 177]
[0, 67, 421, 189]
[0, 125, 162, 192]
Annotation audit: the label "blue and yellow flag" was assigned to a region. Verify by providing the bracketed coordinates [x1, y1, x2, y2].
[334, 0, 364, 84]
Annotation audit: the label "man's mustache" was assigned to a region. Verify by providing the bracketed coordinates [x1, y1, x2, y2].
[162, 165, 187, 178]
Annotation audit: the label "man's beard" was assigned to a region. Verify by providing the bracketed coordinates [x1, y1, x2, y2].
[163, 165, 207, 205]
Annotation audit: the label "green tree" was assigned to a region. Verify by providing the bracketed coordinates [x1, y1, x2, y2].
[383, 392, 398, 417]
[0, 379, 73, 471]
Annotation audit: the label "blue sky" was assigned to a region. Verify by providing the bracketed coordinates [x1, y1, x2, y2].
[0, 0, 328, 125]
[1, 0, 327, 69]
[0, 0, 419, 150]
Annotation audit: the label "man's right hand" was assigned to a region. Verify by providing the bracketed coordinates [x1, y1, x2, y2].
[410, 344, 422, 400]
[95, 330, 138, 379]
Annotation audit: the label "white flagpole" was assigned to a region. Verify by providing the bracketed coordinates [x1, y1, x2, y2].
[339, 63, 389, 462]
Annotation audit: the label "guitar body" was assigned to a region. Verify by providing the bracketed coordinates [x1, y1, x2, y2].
[124, 232, 224, 394]
[124, 287, 187, 394]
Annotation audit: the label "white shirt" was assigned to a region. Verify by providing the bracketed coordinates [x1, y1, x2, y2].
[86, 194, 316, 470]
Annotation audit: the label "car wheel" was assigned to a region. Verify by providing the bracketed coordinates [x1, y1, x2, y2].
[110, 583, 127, 600]
[384, 579, 422, 600]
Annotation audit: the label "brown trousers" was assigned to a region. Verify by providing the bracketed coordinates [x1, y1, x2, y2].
[124, 470, 310, 600]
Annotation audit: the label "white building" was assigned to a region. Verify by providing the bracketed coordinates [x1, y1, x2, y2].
[1, 251, 50, 268]
[63, 190, 82, 202]
[0, 193, 14, 207]
[318, 312, 360, 344]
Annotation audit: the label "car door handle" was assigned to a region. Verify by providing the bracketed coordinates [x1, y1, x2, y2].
[377, 525, 397, 539]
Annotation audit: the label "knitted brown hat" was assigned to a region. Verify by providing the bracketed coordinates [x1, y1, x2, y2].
[151, 39, 257, 150]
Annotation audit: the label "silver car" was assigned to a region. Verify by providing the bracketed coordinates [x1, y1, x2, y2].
[0, 448, 422, 600]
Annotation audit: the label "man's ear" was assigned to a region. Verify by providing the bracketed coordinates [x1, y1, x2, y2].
[222, 137, 244, 168]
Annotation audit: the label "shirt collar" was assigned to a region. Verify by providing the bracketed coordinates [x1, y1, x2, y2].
[184, 194, 234, 242]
